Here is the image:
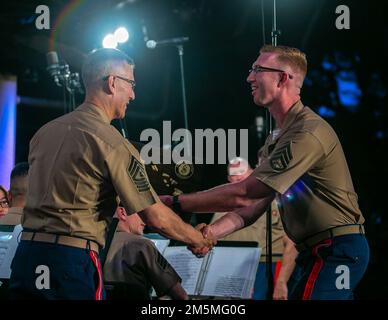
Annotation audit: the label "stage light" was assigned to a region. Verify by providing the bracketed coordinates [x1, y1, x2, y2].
[102, 34, 118, 48]
[0, 77, 17, 189]
[114, 27, 129, 43]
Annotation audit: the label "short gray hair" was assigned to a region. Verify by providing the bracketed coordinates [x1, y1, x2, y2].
[81, 48, 134, 89]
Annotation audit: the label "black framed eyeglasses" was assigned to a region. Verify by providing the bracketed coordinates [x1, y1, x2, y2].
[0, 198, 9, 208]
[249, 65, 293, 79]
[103, 75, 136, 89]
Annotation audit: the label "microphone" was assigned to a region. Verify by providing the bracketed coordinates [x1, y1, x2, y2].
[46, 51, 60, 78]
[146, 36, 189, 49]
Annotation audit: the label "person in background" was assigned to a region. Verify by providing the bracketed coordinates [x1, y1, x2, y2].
[0, 162, 29, 226]
[0, 185, 9, 218]
[104, 207, 188, 300]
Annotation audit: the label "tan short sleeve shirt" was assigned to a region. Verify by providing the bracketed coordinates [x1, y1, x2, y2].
[22, 103, 159, 247]
[252, 101, 364, 242]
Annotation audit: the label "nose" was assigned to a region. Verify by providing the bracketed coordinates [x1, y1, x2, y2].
[247, 71, 255, 83]
[129, 88, 135, 101]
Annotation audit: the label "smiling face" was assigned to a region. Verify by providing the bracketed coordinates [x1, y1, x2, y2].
[111, 63, 135, 120]
[246, 52, 284, 108]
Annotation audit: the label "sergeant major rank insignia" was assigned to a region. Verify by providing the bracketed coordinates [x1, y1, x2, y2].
[128, 156, 150, 192]
[270, 142, 293, 172]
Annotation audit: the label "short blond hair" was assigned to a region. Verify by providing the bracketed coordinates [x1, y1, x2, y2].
[260, 45, 307, 81]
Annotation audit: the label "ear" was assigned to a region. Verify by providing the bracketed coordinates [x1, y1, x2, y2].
[278, 73, 288, 87]
[106, 75, 116, 94]
[115, 207, 127, 221]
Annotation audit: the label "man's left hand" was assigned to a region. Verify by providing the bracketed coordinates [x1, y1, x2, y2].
[273, 280, 288, 300]
[188, 224, 216, 257]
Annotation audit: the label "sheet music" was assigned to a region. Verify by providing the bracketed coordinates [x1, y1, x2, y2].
[0, 224, 22, 279]
[144, 233, 170, 254]
[164, 247, 205, 295]
[201, 247, 261, 298]
[149, 239, 170, 254]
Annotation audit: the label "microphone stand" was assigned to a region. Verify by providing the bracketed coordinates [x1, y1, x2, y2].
[177, 44, 189, 131]
[175, 43, 197, 226]
[47, 56, 83, 114]
[264, 0, 281, 300]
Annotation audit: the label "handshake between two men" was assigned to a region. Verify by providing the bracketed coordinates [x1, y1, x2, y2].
[155, 158, 269, 258]
[159, 194, 250, 258]
[159, 194, 217, 257]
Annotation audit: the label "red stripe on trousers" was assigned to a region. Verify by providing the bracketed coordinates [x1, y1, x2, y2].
[273, 261, 282, 288]
[302, 239, 333, 300]
[89, 251, 103, 300]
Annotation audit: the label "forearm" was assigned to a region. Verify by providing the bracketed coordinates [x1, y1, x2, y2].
[210, 195, 274, 239]
[179, 183, 249, 213]
[139, 203, 205, 247]
[179, 176, 273, 213]
[276, 237, 298, 284]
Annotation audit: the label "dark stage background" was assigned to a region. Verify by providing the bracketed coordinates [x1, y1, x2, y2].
[0, 0, 387, 298]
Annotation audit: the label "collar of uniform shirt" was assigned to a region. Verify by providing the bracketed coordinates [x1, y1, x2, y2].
[77, 103, 111, 124]
[273, 100, 304, 142]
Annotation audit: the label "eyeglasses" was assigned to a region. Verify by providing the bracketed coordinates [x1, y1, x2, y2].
[0, 198, 9, 208]
[103, 75, 136, 89]
[249, 65, 293, 79]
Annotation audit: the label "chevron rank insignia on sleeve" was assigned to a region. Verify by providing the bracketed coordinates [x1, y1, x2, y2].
[270, 142, 293, 172]
[128, 156, 151, 192]
[156, 251, 169, 270]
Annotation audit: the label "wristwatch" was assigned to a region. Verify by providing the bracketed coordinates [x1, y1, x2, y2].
[172, 195, 183, 212]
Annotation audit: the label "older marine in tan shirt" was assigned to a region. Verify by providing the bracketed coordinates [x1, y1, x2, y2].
[22, 103, 159, 248]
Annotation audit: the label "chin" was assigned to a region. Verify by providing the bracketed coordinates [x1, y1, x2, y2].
[254, 98, 268, 108]
[253, 98, 264, 107]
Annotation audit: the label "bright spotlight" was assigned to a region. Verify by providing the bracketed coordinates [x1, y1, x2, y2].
[102, 34, 118, 48]
[114, 27, 129, 43]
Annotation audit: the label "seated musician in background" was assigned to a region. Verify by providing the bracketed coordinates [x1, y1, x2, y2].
[103, 206, 188, 300]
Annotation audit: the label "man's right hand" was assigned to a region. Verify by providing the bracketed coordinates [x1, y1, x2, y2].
[189, 224, 216, 257]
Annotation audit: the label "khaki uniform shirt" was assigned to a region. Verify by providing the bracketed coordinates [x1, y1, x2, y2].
[0, 207, 23, 226]
[253, 101, 364, 243]
[22, 103, 159, 247]
[212, 201, 284, 262]
[103, 231, 181, 298]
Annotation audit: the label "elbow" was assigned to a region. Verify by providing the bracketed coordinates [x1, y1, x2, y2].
[146, 215, 166, 233]
[139, 208, 167, 233]
[234, 196, 255, 208]
[232, 181, 255, 208]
